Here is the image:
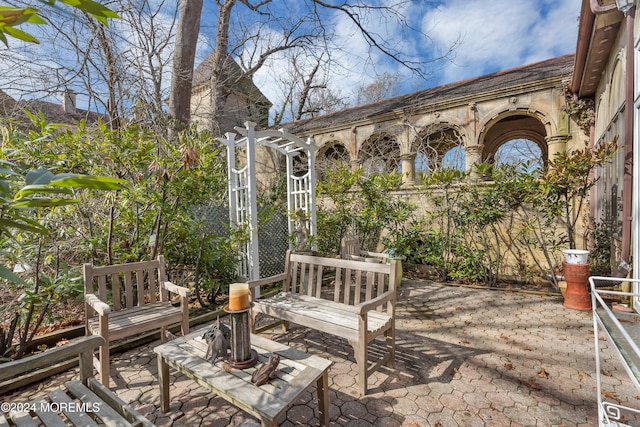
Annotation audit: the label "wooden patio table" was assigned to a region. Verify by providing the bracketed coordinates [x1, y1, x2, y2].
[154, 329, 332, 426]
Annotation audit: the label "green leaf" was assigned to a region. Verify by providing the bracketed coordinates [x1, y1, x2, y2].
[0, 218, 48, 234]
[1, 25, 40, 44]
[57, 0, 120, 25]
[0, 180, 10, 198]
[0, 167, 17, 176]
[25, 168, 54, 185]
[14, 185, 73, 199]
[12, 198, 80, 208]
[0, 7, 46, 26]
[50, 174, 128, 191]
[0, 265, 27, 285]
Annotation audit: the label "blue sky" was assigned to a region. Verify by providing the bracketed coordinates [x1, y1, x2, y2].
[207, 0, 582, 111]
[423, 0, 580, 85]
[1, 0, 581, 117]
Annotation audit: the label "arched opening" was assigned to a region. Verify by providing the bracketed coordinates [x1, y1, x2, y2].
[494, 138, 543, 173]
[359, 133, 400, 176]
[442, 146, 466, 171]
[317, 141, 350, 180]
[482, 114, 548, 170]
[412, 126, 464, 180]
[293, 152, 309, 177]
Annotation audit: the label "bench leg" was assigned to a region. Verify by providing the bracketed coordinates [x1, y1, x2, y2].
[385, 327, 396, 368]
[180, 296, 189, 336]
[350, 338, 368, 396]
[98, 341, 111, 387]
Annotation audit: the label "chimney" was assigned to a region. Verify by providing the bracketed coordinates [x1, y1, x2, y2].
[62, 90, 76, 114]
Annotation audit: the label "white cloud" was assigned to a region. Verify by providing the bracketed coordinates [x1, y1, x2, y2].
[1, 0, 582, 122]
[422, 0, 580, 85]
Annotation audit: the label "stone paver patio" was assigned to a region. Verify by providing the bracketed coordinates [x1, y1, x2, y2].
[5, 279, 640, 426]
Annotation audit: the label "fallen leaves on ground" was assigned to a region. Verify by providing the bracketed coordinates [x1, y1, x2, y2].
[602, 390, 621, 403]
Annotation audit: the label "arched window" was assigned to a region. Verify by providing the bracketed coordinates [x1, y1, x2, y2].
[317, 142, 350, 180]
[413, 127, 465, 179]
[359, 133, 400, 177]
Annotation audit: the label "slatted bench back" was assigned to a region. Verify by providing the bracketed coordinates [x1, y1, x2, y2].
[284, 251, 397, 312]
[83, 256, 170, 314]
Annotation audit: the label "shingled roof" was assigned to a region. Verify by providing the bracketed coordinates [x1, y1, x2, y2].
[282, 54, 575, 134]
[193, 54, 272, 107]
[0, 90, 104, 126]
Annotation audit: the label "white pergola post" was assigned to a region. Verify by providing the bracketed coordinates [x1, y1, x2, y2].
[307, 137, 317, 239]
[222, 122, 317, 282]
[245, 123, 260, 283]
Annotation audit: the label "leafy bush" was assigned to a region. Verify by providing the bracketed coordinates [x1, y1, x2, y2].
[316, 164, 413, 255]
[0, 118, 237, 359]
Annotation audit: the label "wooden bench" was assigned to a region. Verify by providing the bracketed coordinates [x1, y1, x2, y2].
[84, 255, 190, 387]
[0, 335, 154, 426]
[248, 250, 398, 395]
[340, 237, 389, 262]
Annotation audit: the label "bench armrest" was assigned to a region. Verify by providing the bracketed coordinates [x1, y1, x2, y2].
[85, 293, 111, 315]
[0, 335, 105, 382]
[163, 281, 191, 298]
[247, 272, 288, 289]
[354, 290, 396, 315]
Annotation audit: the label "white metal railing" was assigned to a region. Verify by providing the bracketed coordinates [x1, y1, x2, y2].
[590, 276, 640, 426]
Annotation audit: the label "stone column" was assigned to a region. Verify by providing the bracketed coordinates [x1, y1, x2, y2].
[349, 126, 360, 172]
[400, 152, 417, 187]
[546, 135, 569, 165]
[465, 145, 483, 180]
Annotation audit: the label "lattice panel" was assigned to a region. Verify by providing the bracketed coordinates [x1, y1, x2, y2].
[258, 208, 289, 278]
[191, 206, 229, 236]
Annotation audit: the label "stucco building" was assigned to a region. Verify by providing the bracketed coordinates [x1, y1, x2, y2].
[570, 0, 638, 275]
[190, 54, 272, 134]
[281, 54, 584, 186]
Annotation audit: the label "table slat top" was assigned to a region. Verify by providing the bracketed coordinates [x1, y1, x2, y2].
[155, 330, 332, 420]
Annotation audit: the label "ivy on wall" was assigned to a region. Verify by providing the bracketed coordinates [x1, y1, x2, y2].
[562, 82, 595, 135]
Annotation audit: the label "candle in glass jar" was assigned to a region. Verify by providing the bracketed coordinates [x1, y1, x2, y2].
[229, 283, 250, 311]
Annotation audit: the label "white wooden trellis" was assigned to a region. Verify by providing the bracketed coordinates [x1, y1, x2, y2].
[220, 121, 317, 282]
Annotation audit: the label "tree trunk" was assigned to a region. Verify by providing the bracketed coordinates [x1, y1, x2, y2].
[209, 0, 237, 136]
[169, 0, 203, 134]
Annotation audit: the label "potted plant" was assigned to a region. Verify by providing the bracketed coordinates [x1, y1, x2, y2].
[541, 139, 617, 309]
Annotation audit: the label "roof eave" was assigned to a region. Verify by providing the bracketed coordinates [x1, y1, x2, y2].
[571, 0, 623, 98]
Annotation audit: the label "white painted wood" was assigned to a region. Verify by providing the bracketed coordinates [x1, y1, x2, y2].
[220, 122, 319, 282]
